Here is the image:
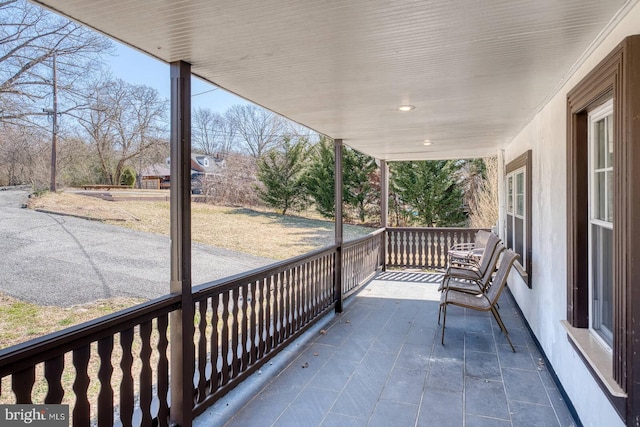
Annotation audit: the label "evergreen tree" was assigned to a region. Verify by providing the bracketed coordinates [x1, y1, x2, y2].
[390, 160, 466, 227]
[304, 137, 335, 218]
[344, 148, 379, 222]
[304, 138, 380, 222]
[119, 166, 136, 187]
[255, 136, 309, 215]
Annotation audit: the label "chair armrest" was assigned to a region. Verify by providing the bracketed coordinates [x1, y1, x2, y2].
[449, 243, 476, 251]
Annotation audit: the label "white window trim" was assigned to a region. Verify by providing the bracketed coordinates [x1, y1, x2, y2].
[588, 98, 614, 351]
[506, 167, 527, 268]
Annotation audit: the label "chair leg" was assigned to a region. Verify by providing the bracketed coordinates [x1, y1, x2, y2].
[440, 303, 447, 345]
[437, 275, 449, 292]
[490, 306, 515, 352]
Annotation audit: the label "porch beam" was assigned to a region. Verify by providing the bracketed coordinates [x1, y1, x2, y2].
[334, 138, 343, 313]
[169, 60, 194, 427]
[380, 159, 388, 270]
[497, 149, 505, 240]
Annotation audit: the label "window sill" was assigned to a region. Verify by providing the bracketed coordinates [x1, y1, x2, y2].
[513, 260, 528, 281]
[561, 320, 626, 398]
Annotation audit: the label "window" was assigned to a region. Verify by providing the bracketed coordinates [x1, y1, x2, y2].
[588, 100, 613, 349]
[566, 35, 640, 421]
[505, 150, 532, 287]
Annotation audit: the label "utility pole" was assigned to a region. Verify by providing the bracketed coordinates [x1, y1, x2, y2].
[48, 51, 58, 192]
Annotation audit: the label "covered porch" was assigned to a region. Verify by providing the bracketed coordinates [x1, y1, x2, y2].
[196, 272, 575, 427]
[6, 0, 640, 426]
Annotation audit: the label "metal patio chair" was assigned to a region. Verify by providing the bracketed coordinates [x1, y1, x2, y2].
[438, 249, 520, 352]
[440, 242, 505, 295]
[447, 229, 492, 266]
[438, 232, 501, 292]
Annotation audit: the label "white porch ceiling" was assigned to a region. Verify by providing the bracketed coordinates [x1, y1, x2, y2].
[33, 0, 631, 161]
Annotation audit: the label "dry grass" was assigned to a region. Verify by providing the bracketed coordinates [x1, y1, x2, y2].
[28, 191, 375, 260]
[5, 190, 373, 345]
[0, 293, 144, 349]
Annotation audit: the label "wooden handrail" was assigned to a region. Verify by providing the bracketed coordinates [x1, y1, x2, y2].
[0, 294, 180, 377]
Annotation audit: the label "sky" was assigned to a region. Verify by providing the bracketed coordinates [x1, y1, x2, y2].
[107, 43, 247, 114]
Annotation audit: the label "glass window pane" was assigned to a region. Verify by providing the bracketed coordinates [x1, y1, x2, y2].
[607, 170, 613, 223]
[592, 225, 613, 347]
[507, 176, 513, 213]
[607, 116, 614, 168]
[595, 118, 606, 169]
[593, 171, 606, 221]
[516, 172, 524, 216]
[515, 217, 524, 264]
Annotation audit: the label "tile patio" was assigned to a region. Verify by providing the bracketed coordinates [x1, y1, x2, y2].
[195, 271, 579, 427]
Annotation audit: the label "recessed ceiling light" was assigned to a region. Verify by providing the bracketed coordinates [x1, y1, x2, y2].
[423, 140, 432, 146]
[398, 105, 415, 112]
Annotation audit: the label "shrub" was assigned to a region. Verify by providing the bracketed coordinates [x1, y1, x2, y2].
[120, 167, 136, 187]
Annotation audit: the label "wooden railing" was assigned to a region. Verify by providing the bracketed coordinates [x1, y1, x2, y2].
[190, 245, 338, 416]
[342, 228, 385, 296]
[0, 231, 385, 426]
[386, 227, 487, 269]
[0, 295, 180, 426]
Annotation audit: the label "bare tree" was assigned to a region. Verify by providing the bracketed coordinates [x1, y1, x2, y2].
[192, 107, 235, 156]
[467, 157, 499, 228]
[78, 78, 168, 184]
[0, 123, 49, 187]
[226, 104, 286, 159]
[201, 152, 260, 207]
[0, 0, 112, 127]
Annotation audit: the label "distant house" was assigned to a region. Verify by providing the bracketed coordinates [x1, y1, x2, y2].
[139, 163, 171, 189]
[140, 154, 225, 191]
[189, 154, 225, 194]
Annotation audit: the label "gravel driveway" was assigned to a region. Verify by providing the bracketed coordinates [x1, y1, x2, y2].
[0, 189, 275, 307]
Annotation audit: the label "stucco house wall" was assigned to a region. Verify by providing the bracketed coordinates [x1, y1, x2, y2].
[501, 3, 640, 425]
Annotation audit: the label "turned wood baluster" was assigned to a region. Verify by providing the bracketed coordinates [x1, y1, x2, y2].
[248, 282, 257, 365]
[209, 294, 220, 394]
[220, 291, 230, 386]
[241, 283, 249, 371]
[257, 279, 266, 359]
[319, 257, 328, 311]
[310, 259, 317, 317]
[231, 289, 240, 377]
[326, 254, 333, 306]
[318, 256, 325, 307]
[277, 272, 285, 344]
[436, 230, 443, 268]
[306, 261, 315, 321]
[303, 263, 310, 323]
[285, 269, 292, 337]
[12, 367, 35, 403]
[196, 301, 208, 403]
[72, 345, 91, 426]
[139, 321, 153, 426]
[292, 267, 298, 330]
[420, 230, 427, 267]
[296, 265, 302, 330]
[44, 355, 65, 404]
[410, 230, 417, 266]
[156, 315, 170, 426]
[97, 337, 114, 427]
[119, 328, 134, 427]
[265, 277, 273, 354]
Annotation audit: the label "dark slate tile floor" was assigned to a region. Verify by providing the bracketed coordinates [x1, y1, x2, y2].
[195, 272, 579, 427]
